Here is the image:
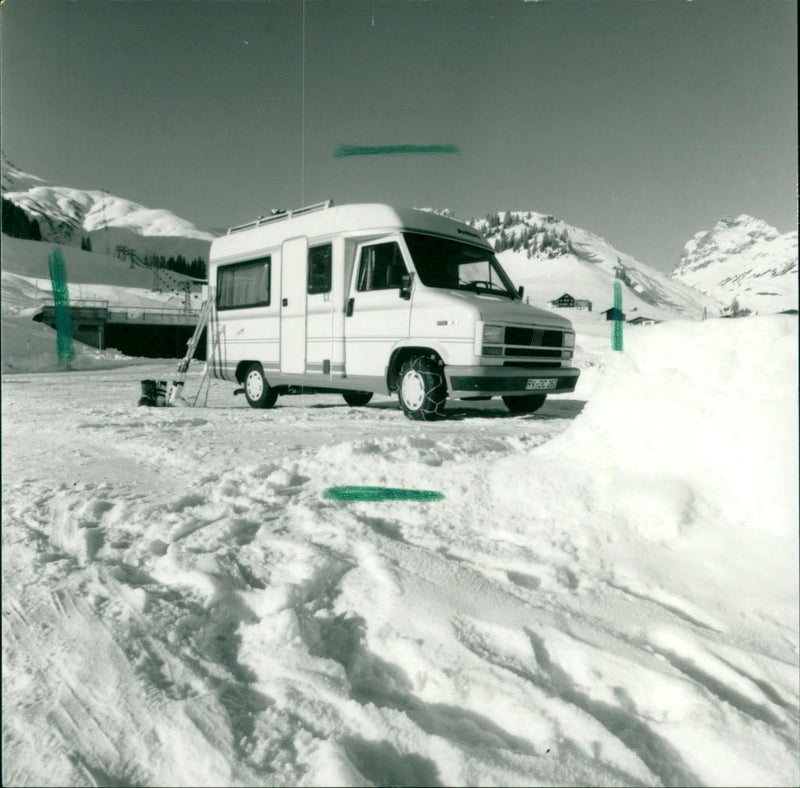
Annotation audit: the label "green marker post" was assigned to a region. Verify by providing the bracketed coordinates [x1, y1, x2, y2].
[612, 280, 624, 352]
[48, 248, 74, 367]
[323, 486, 444, 502]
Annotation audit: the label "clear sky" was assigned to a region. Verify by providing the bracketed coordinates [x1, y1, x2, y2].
[1, 0, 797, 272]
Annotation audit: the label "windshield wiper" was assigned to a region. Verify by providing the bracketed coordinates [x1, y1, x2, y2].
[460, 281, 516, 299]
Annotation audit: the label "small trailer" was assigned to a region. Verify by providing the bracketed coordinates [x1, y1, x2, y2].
[206, 201, 579, 420]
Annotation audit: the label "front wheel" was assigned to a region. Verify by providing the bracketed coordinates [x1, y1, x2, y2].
[342, 391, 373, 407]
[502, 394, 546, 414]
[397, 357, 447, 421]
[243, 364, 278, 409]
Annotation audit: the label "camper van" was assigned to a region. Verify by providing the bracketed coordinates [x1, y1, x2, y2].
[207, 201, 579, 420]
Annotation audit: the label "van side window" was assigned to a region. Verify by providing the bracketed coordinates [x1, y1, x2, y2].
[307, 244, 332, 295]
[356, 242, 407, 291]
[216, 257, 271, 310]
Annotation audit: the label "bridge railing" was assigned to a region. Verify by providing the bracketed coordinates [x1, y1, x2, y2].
[40, 298, 110, 309]
[38, 301, 201, 324]
[39, 300, 110, 321]
[107, 306, 201, 324]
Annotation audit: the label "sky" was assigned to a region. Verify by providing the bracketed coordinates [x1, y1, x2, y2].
[1, 0, 797, 272]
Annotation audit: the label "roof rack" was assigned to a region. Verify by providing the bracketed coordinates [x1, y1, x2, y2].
[226, 199, 334, 235]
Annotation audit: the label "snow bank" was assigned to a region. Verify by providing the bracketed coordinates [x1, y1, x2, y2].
[477, 316, 799, 785]
[552, 316, 797, 536]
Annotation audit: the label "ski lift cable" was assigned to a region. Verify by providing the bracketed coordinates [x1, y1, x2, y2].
[301, 0, 306, 207]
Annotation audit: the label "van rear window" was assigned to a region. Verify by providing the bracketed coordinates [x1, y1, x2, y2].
[216, 258, 271, 310]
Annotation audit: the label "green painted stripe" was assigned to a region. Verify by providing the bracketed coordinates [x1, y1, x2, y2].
[333, 144, 460, 158]
[323, 486, 444, 502]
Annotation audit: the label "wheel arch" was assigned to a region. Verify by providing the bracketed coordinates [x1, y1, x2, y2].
[235, 360, 261, 384]
[387, 345, 445, 392]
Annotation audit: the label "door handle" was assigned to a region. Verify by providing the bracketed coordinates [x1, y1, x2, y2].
[346, 297, 354, 317]
[282, 298, 288, 307]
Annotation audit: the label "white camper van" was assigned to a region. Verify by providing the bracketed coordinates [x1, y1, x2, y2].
[207, 201, 579, 420]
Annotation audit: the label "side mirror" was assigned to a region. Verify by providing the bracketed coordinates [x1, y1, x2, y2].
[399, 272, 414, 300]
[517, 285, 525, 300]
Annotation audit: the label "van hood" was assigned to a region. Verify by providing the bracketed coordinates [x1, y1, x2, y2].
[440, 291, 574, 330]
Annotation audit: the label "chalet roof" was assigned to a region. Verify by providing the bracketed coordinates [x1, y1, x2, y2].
[549, 293, 592, 304]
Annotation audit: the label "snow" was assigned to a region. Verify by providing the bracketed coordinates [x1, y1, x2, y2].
[671, 215, 798, 314]
[473, 211, 723, 320]
[3, 314, 798, 786]
[1, 235, 207, 374]
[2, 152, 216, 261]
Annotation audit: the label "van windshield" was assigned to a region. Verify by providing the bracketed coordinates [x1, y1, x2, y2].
[404, 232, 518, 299]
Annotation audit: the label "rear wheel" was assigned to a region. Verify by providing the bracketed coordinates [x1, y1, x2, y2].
[342, 391, 373, 407]
[244, 364, 278, 409]
[397, 356, 447, 420]
[502, 394, 546, 413]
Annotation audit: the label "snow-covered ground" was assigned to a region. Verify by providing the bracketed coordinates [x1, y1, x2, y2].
[2, 315, 798, 787]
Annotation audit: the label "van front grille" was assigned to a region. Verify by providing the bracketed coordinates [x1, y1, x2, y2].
[504, 327, 563, 348]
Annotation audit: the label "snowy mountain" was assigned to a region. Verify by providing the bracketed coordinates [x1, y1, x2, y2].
[1, 152, 217, 262]
[671, 215, 798, 314]
[469, 211, 721, 320]
[3, 153, 727, 321]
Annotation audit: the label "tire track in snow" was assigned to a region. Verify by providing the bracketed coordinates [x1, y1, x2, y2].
[4, 475, 313, 784]
[451, 616, 701, 787]
[281, 548, 537, 785]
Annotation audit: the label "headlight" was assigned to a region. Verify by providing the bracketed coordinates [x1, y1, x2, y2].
[563, 332, 575, 348]
[482, 324, 504, 344]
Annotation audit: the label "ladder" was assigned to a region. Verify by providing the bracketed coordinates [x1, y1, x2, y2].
[191, 325, 224, 407]
[168, 299, 211, 404]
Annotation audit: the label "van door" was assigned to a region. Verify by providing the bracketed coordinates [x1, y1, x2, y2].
[280, 236, 308, 374]
[345, 235, 412, 379]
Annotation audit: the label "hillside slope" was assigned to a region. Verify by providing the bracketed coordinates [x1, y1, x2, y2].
[1, 236, 206, 373]
[2, 152, 216, 262]
[469, 211, 721, 321]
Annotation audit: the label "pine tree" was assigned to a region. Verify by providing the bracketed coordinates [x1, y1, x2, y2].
[1, 198, 38, 240]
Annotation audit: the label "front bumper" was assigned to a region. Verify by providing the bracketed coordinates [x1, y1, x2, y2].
[445, 365, 580, 398]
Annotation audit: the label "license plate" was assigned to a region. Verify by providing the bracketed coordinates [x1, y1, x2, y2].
[526, 378, 557, 391]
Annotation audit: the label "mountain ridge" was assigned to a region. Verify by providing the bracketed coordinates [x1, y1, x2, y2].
[6, 157, 790, 316]
[2, 152, 216, 262]
[671, 214, 797, 313]
[467, 210, 721, 318]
